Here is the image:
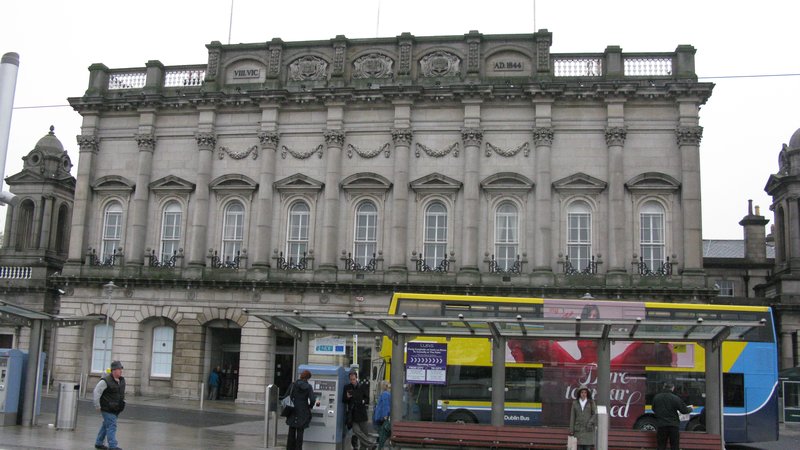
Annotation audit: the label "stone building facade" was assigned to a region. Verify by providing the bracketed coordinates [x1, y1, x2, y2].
[5, 30, 722, 402]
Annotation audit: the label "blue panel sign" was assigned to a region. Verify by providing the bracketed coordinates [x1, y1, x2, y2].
[406, 342, 447, 385]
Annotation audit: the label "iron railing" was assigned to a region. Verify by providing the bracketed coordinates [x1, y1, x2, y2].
[146, 249, 183, 268]
[208, 249, 246, 269]
[86, 247, 123, 267]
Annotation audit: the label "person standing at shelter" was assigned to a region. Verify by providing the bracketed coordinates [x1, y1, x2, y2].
[652, 382, 693, 450]
[569, 385, 597, 450]
[93, 360, 126, 450]
[373, 381, 391, 449]
[343, 370, 377, 450]
[208, 366, 221, 400]
[286, 369, 316, 450]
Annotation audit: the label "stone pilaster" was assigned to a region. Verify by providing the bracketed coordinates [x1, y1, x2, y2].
[676, 125, 704, 276]
[187, 131, 216, 267]
[66, 134, 99, 265]
[319, 128, 345, 271]
[388, 127, 413, 272]
[38, 195, 54, 250]
[606, 126, 627, 274]
[236, 320, 271, 403]
[532, 126, 554, 274]
[126, 132, 156, 266]
[253, 123, 279, 268]
[460, 127, 483, 272]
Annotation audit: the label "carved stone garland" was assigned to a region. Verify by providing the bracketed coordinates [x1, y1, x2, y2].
[485, 142, 530, 157]
[347, 143, 390, 159]
[281, 144, 324, 159]
[218, 145, 259, 160]
[415, 142, 459, 158]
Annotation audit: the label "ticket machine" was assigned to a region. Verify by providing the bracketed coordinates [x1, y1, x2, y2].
[0, 349, 24, 426]
[299, 364, 348, 450]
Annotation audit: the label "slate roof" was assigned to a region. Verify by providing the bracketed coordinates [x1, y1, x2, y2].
[702, 239, 775, 259]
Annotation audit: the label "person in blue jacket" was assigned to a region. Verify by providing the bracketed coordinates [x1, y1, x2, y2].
[373, 381, 391, 449]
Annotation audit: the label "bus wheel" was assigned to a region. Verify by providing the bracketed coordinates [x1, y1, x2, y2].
[634, 416, 658, 431]
[686, 418, 705, 432]
[446, 410, 478, 424]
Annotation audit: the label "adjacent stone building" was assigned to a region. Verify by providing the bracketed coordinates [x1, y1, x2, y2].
[4, 30, 727, 402]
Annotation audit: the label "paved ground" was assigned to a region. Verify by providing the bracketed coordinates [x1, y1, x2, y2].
[0, 395, 798, 449]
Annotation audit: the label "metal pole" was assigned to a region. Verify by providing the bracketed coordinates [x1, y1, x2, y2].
[103, 281, 116, 371]
[200, 382, 205, 410]
[0, 52, 19, 194]
[264, 383, 278, 448]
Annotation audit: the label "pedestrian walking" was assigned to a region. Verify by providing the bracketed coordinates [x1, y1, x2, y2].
[373, 381, 391, 449]
[208, 366, 221, 400]
[652, 382, 693, 450]
[286, 369, 316, 450]
[569, 385, 597, 450]
[343, 370, 377, 450]
[93, 360, 126, 450]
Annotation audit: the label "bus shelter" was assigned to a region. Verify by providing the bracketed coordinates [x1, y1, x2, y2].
[0, 300, 100, 426]
[252, 309, 766, 449]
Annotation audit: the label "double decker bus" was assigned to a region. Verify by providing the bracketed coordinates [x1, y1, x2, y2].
[376, 293, 779, 444]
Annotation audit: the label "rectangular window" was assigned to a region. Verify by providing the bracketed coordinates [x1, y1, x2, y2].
[495, 205, 519, 271]
[354, 204, 378, 266]
[424, 204, 448, 267]
[567, 212, 591, 271]
[161, 209, 181, 261]
[640, 212, 665, 269]
[102, 210, 122, 260]
[716, 280, 735, 297]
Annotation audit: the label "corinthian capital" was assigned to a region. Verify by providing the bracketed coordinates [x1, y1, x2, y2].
[533, 127, 554, 146]
[461, 127, 483, 147]
[135, 133, 156, 152]
[195, 132, 217, 151]
[258, 131, 280, 150]
[676, 126, 703, 146]
[391, 128, 413, 146]
[605, 127, 627, 146]
[323, 129, 345, 148]
[76, 134, 99, 153]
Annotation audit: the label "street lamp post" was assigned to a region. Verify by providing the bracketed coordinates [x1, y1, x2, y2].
[103, 281, 116, 371]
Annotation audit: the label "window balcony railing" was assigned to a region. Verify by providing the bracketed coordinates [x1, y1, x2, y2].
[411, 250, 455, 273]
[146, 248, 184, 268]
[341, 251, 382, 272]
[485, 254, 525, 274]
[274, 251, 312, 271]
[633, 255, 675, 277]
[86, 247, 123, 267]
[208, 249, 246, 269]
[558, 253, 601, 275]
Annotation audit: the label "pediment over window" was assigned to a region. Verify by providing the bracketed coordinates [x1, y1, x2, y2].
[553, 172, 607, 194]
[274, 173, 324, 194]
[481, 172, 534, 195]
[210, 174, 258, 194]
[410, 172, 462, 195]
[149, 175, 196, 194]
[91, 175, 135, 194]
[341, 172, 392, 195]
[625, 172, 681, 193]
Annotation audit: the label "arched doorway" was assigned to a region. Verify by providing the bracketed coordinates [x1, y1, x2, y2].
[205, 319, 241, 400]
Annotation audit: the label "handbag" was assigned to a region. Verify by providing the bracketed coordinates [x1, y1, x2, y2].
[280, 383, 295, 417]
[567, 435, 578, 450]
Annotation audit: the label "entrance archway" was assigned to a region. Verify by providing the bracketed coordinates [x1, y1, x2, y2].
[205, 319, 241, 400]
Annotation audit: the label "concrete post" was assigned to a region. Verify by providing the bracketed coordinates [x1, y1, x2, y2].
[390, 334, 405, 423]
[491, 336, 506, 426]
[596, 337, 611, 419]
[704, 339, 724, 447]
[21, 319, 43, 426]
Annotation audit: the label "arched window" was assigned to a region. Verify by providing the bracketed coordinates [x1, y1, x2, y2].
[15, 199, 35, 250]
[567, 201, 592, 271]
[354, 201, 378, 266]
[287, 202, 310, 263]
[91, 323, 114, 373]
[424, 202, 448, 267]
[151, 326, 175, 377]
[101, 202, 123, 260]
[222, 201, 244, 260]
[495, 202, 519, 270]
[160, 201, 182, 261]
[640, 201, 665, 270]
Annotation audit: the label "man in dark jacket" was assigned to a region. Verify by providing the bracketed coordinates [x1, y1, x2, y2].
[93, 360, 126, 450]
[343, 370, 376, 450]
[286, 369, 316, 449]
[652, 382, 693, 450]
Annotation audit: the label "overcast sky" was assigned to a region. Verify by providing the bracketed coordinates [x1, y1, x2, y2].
[1, 0, 798, 239]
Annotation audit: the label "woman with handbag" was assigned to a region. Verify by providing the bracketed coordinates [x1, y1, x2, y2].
[569, 385, 597, 450]
[286, 369, 316, 450]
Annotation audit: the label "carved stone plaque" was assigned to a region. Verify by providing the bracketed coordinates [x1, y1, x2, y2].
[288, 56, 328, 81]
[353, 53, 394, 79]
[420, 51, 461, 77]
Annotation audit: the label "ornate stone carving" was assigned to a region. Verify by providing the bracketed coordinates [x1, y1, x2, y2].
[195, 132, 217, 151]
[676, 126, 703, 146]
[398, 40, 412, 76]
[258, 131, 280, 149]
[353, 53, 394, 79]
[206, 48, 221, 81]
[323, 129, 345, 148]
[533, 127, 554, 146]
[536, 34, 552, 73]
[605, 127, 627, 146]
[267, 46, 283, 79]
[77, 134, 99, 153]
[332, 43, 346, 76]
[461, 128, 483, 147]
[486, 142, 530, 157]
[218, 145, 258, 160]
[415, 142, 459, 158]
[420, 51, 461, 77]
[281, 144, 324, 159]
[347, 143, 390, 159]
[288, 56, 328, 81]
[468, 40, 480, 73]
[391, 128, 413, 146]
[134, 133, 156, 152]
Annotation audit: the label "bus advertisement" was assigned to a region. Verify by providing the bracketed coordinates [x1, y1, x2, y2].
[377, 293, 779, 444]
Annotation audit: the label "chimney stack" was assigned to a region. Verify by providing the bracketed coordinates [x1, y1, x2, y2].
[739, 199, 769, 262]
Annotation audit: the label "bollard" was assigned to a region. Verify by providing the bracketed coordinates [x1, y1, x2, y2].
[264, 384, 279, 448]
[596, 405, 609, 450]
[200, 382, 205, 410]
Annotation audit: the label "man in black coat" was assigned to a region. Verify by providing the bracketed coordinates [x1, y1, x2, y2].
[652, 382, 693, 450]
[343, 370, 376, 450]
[92, 360, 126, 450]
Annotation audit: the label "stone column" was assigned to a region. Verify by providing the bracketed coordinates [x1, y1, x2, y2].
[319, 128, 344, 271]
[605, 126, 627, 275]
[676, 126, 705, 277]
[460, 127, 483, 272]
[32, 196, 45, 249]
[187, 131, 216, 267]
[252, 123, 279, 269]
[126, 132, 156, 266]
[66, 134, 99, 265]
[38, 195, 54, 250]
[388, 127, 412, 272]
[532, 125, 554, 274]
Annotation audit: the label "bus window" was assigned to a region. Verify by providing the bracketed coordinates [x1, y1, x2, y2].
[723, 373, 744, 407]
